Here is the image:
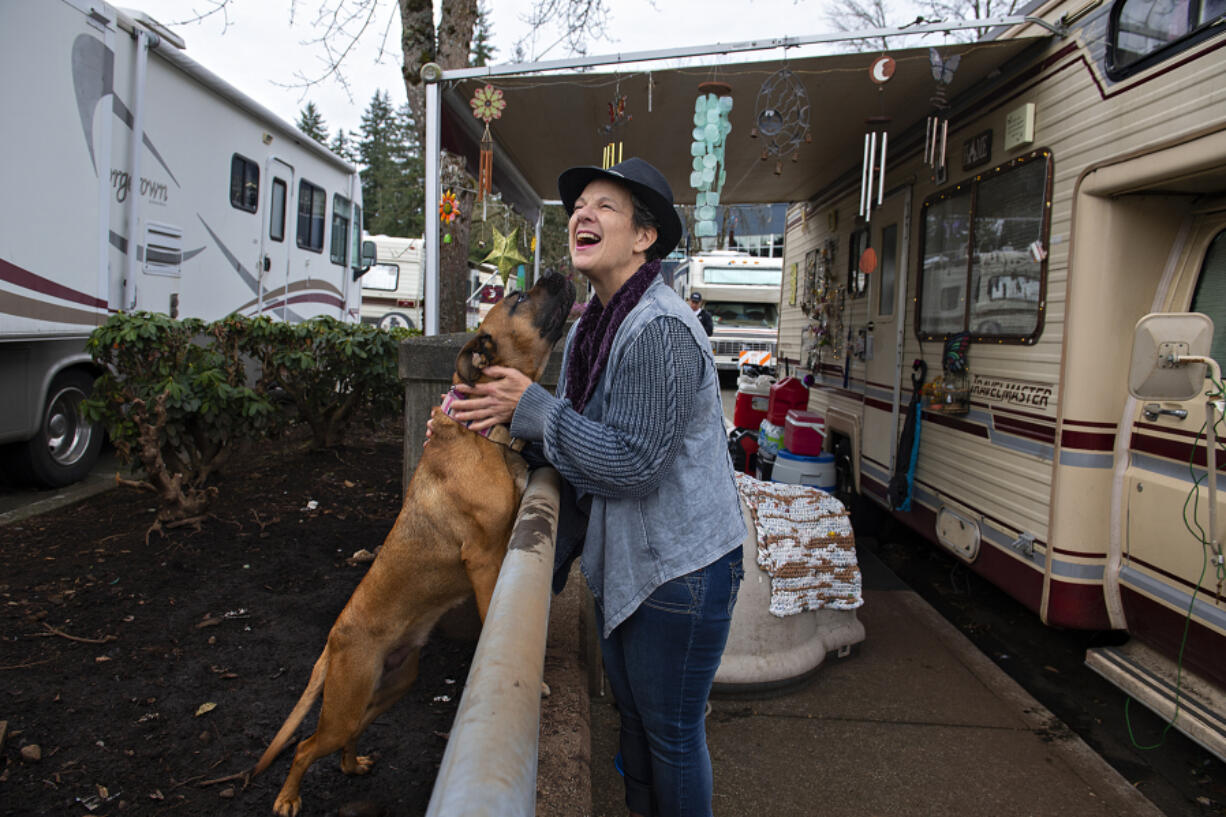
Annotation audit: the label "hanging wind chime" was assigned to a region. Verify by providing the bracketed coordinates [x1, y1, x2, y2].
[925, 48, 961, 172]
[860, 56, 894, 223]
[600, 80, 632, 168]
[690, 81, 732, 248]
[469, 84, 507, 220]
[749, 66, 810, 175]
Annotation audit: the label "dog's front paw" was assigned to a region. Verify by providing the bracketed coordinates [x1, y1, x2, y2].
[272, 793, 302, 817]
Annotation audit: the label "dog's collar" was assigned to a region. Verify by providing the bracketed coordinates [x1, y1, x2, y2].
[442, 386, 526, 452]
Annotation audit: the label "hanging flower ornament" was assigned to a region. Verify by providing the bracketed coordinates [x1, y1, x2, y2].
[470, 84, 507, 210]
[439, 190, 460, 224]
[470, 84, 506, 123]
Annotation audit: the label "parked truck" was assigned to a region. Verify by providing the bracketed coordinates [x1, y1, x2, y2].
[0, 0, 368, 487]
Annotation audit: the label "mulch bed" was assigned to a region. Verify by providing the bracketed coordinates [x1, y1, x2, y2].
[0, 422, 476, 816]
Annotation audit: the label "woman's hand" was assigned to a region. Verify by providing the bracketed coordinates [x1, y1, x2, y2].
[449, 366, 532, 431]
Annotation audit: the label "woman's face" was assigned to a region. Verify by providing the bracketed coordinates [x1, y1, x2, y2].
[568, 179, 657, 279]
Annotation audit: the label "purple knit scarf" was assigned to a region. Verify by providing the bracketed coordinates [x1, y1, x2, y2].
[566, 259, 661, 413]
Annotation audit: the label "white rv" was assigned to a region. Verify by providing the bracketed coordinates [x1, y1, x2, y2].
[671, 251, 782, 371]
[359, 235, 424, 330]
[0, 1, 368, 487]
[779, 0, 1226, 758]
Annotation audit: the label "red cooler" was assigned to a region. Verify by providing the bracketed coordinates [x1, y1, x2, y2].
[784, 409, 825, 456]
[767, 376, 809, 426]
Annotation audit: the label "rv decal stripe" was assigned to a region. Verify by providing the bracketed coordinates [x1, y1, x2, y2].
[1126, 554, 1225, 604]
[1131, 431, 1226, 471]
[1058, 450, 1114, 469]
[234, 278, 347, 315]
[198, 218, 260, 295]
[1120, 566, 1226, 631]
[1060, 429, 1117, 451]
[0, 288, 104, 327]
[0, 258, 107, 309]
[922, 410, 990, 438]
[1064, 419, 1118, 429]
[1131, 450, 1226, 490]
[1135, 419, 1210, 441]
[991, 414, 1056, 445]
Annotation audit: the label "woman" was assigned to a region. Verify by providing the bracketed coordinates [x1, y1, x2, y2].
[451, 157, 745, 817]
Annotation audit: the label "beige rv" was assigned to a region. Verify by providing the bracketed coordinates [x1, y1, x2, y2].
[781, 0, 1226, 759]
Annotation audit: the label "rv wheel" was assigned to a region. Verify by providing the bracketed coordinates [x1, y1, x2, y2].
[15, 369, 105, 488]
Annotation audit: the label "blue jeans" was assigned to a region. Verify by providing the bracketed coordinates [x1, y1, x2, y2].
[596, 546, 744, 817]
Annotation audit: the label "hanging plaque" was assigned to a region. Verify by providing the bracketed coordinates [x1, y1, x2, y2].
[962, 129, 992, 170]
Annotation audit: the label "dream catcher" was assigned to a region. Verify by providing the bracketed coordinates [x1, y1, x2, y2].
[749, 67, 810, 175]
[600, 82, 632, 168]
[925, 49, 960, 171]
[690, 81, 733, 247]
[860, 57, 894, 223]
[469, 84, 507, 219]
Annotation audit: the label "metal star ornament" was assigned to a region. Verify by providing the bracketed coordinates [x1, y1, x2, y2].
[481, 227, 528, 284]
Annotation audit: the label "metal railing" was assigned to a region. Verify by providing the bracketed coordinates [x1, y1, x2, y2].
[426, 467, 561, 817]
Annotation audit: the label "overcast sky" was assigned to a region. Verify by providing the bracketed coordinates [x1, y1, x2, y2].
[135, 0, 918, 139]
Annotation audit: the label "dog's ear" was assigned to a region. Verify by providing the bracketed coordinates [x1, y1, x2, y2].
[455, 333, 498, 384]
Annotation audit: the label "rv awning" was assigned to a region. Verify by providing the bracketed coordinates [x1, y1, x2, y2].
[440, 36, 1047, 213]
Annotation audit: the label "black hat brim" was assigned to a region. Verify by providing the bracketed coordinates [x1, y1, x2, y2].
[557, 165, 683, 258]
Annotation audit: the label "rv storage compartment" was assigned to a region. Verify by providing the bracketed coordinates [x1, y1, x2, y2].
[772, 450, 835, 490]
[767, 376, 809, 425]
[784, 409, 825, 456]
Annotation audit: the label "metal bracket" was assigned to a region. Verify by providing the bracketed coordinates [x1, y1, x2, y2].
[1008, 532, 1036, 557]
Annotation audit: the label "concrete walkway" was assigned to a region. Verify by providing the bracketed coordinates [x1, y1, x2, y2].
[589, 543, 1165, 817]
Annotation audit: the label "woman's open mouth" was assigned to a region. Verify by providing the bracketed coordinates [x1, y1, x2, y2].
[574, 230, 601, 248]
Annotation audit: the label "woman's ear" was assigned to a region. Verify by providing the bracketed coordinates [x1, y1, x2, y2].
[455, 333, 498, 384]
[634, 224, 659, 256]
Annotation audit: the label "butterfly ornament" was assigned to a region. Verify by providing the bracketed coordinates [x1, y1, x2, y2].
[925, 49, 961, 171]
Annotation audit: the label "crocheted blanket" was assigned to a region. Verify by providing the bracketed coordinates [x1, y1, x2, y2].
[734, 473, 864, 618]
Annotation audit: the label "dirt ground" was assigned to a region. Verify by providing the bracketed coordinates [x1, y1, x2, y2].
[0, 423, 486, 816]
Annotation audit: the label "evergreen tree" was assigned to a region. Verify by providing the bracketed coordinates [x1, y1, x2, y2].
[296, 101, 329, 145]
[470, 2, 498, 67]
[330, 129, 357, 163]
[356, 91, 424, 238]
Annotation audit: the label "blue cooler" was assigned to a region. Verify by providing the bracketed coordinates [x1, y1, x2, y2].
[772, 450, 835, 490]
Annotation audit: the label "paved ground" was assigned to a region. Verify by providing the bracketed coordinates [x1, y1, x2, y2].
[589, 543, 1166, 817]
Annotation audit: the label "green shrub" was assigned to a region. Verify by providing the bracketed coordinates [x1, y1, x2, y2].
[83, 312, 273, 531]
[236, 316, 410, 450]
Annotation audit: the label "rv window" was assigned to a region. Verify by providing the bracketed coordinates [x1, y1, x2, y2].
[848, 227, 870, 298]
[1189, 229, 1226, 370]
[705, 301, 779, 329]
[331, 195, 351, 265]
[1109, 0, 1225, 77]
[702, 265, 783, 286]
[270, 178, 287, 242]
[230, 154, 259, 213]
[918, 150, 1051, 343]
[350, 204, 364, 276]
[297, 180, 326, 252]
[361, 263, 399, 292]
[877, 223, 898, 318]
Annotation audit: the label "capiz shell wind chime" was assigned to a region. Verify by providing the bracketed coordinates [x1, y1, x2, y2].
[469, 84, 507, 219]
[690, 81, 732, 248]
[860, 56, 894, 223]
[925, 49, 961, 170]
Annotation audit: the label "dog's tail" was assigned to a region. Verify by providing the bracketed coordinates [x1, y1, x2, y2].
[252, 647, 329, 776]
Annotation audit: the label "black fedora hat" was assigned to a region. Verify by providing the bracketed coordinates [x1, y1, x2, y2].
[557, 157, 684, 258]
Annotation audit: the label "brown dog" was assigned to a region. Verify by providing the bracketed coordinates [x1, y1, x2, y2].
[252, 272, 574, 816]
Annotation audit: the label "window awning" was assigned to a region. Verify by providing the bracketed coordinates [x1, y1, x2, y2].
[440, 36, 1048, 218]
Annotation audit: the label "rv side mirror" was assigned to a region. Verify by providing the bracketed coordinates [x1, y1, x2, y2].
[355, 240, 377, 278]
[1128, 312, 1215, 401]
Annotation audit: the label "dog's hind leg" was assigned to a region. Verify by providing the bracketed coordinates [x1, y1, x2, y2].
[272, 648, 380, 817]
[339, 646, 422, 776]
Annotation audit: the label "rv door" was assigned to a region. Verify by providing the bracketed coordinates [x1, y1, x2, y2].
[262, 157, 294, 319]
[1120, 210, 1226, 657]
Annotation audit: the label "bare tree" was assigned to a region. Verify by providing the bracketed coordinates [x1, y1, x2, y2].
[823, 0, 898, 51]
[170, 0, 610, 333]
[923, 0, 1025, 41]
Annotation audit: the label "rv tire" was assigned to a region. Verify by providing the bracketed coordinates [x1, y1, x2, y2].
[14, 369, 105, 488]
